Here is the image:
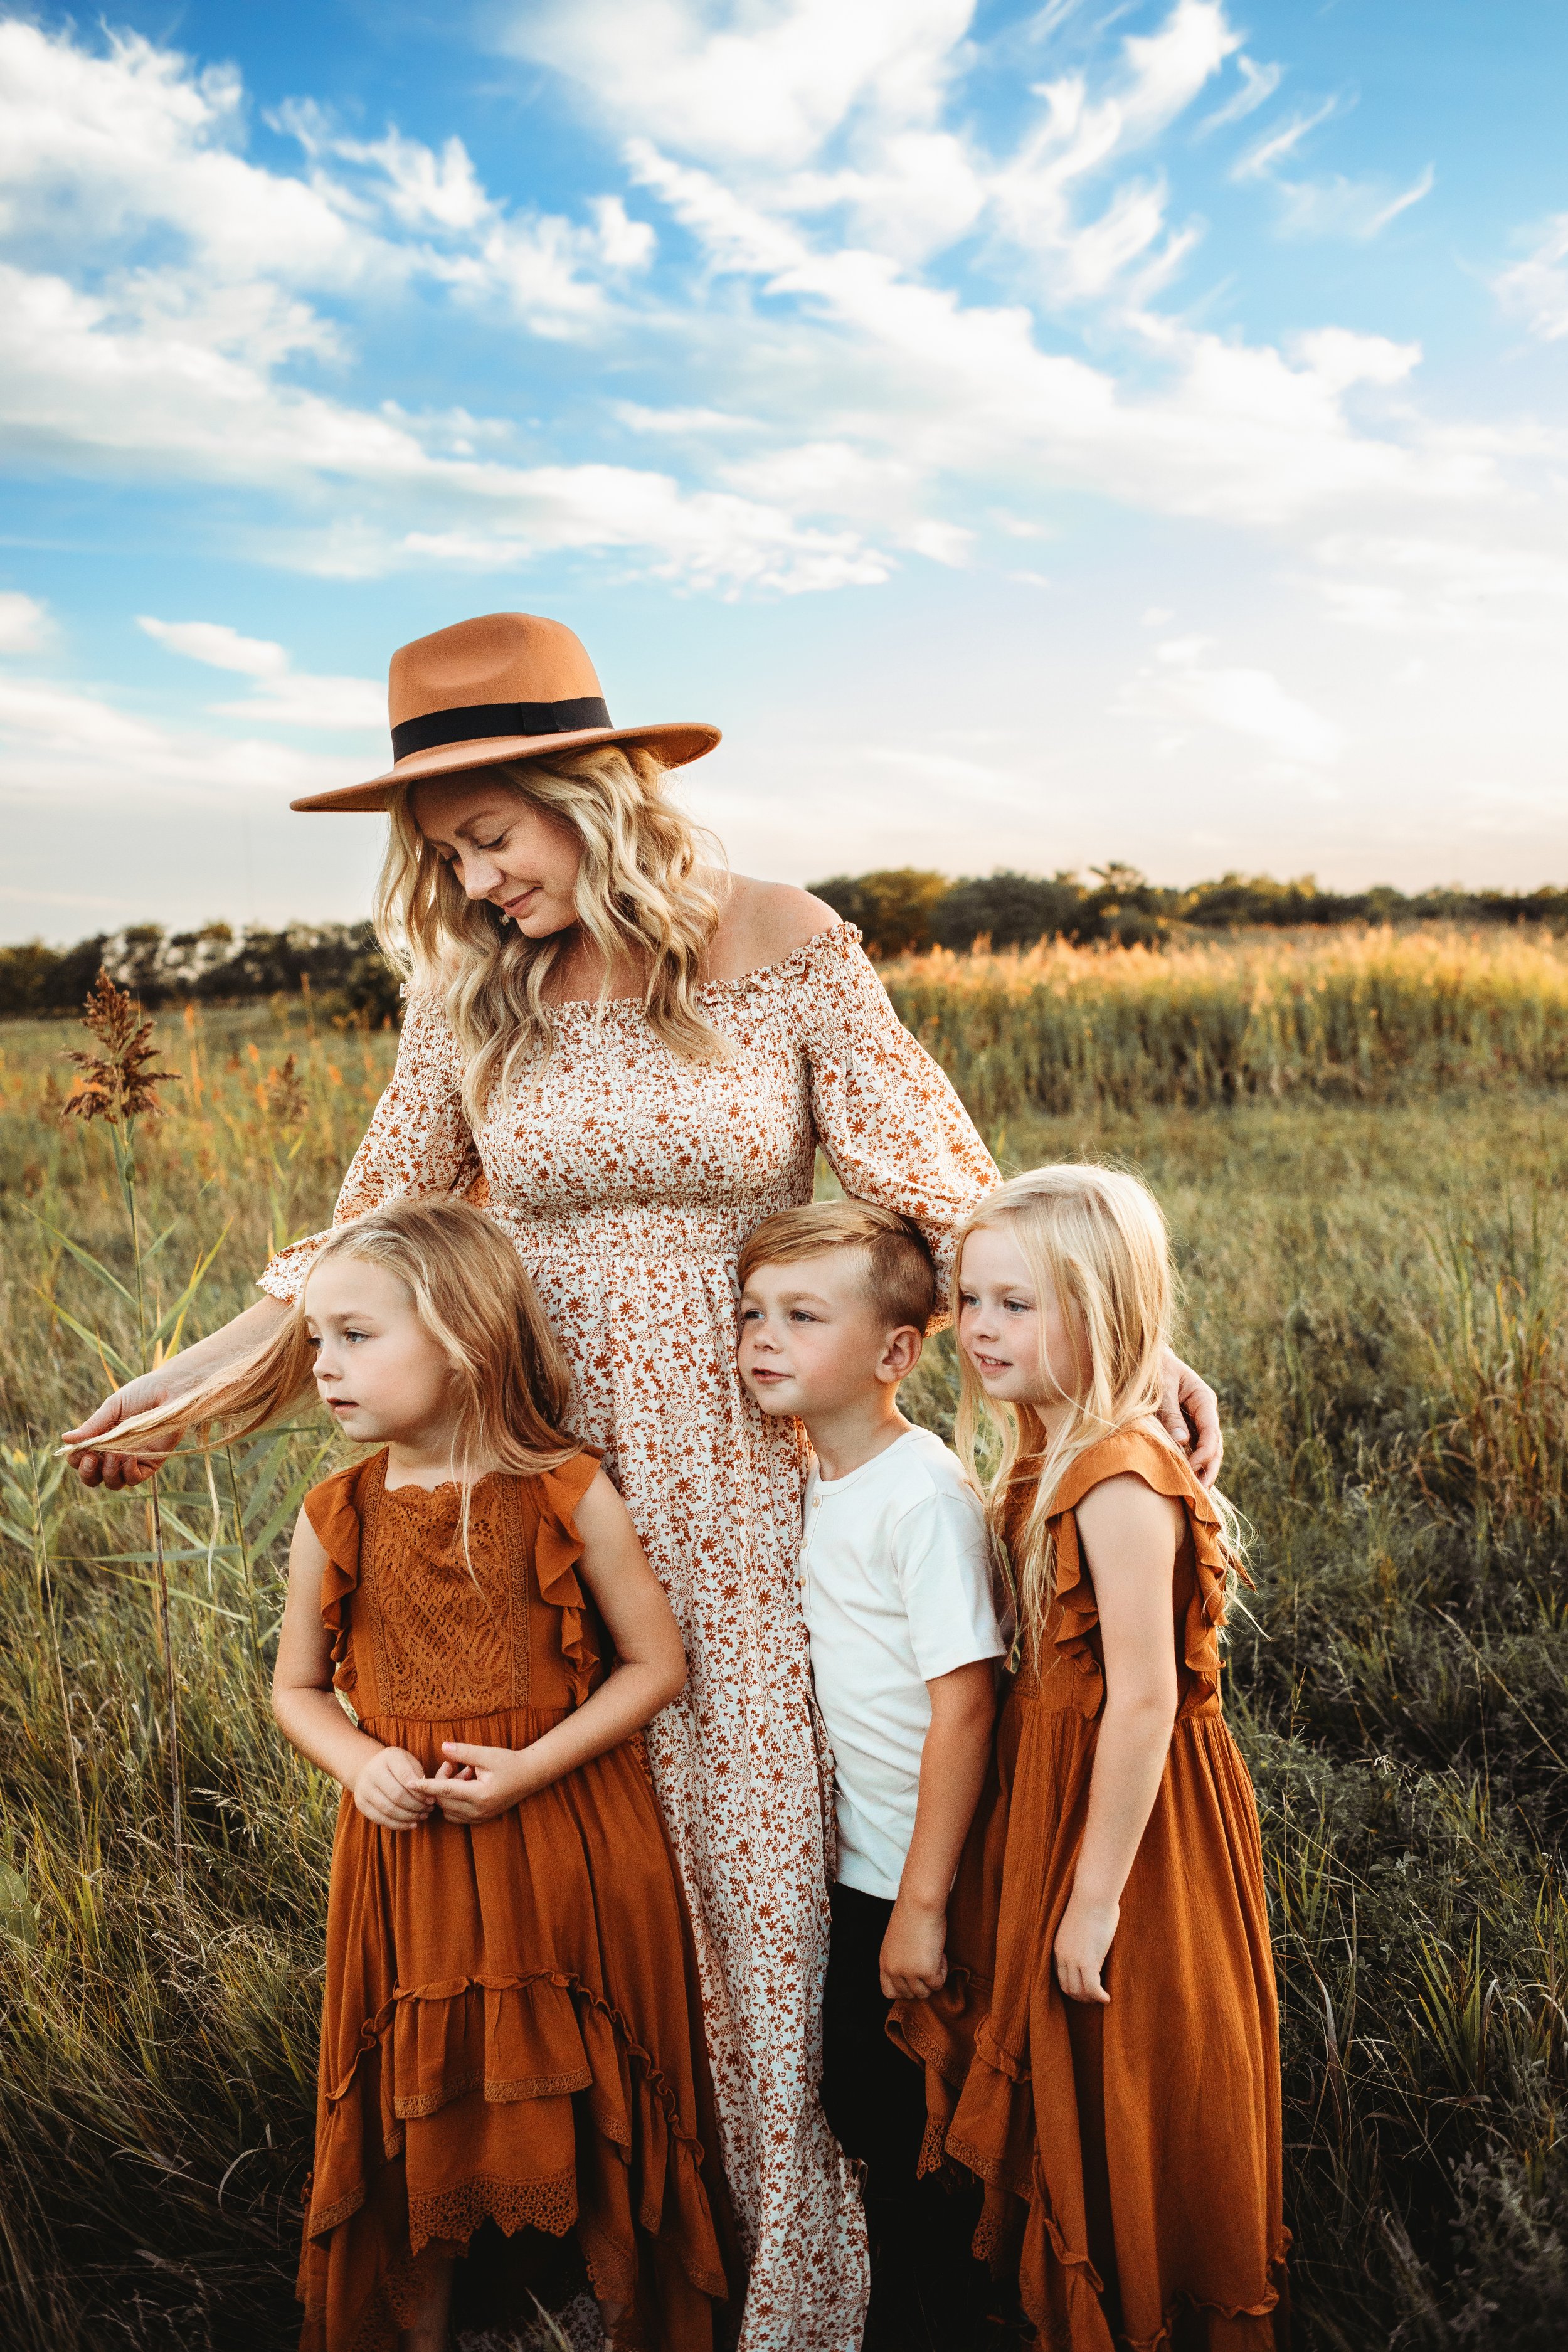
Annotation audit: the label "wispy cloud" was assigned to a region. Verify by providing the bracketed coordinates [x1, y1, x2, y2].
[1233, 92, 1433, 241]
[0, 591, 52, 654]
[1198, 53, 1281, 134]
[1493, 213, 1568, 341]
[138, 617, 384, 729]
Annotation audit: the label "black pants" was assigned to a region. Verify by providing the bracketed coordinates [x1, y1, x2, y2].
[822, 1882, 993, 2351]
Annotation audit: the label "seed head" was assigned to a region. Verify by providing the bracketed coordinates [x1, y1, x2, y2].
[60, 970, 180, 1127]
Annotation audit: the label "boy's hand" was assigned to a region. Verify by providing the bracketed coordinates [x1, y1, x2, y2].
[411, 1741, 536, 1824]
[879, 1893, 949, 2000]
[1054, 1890, 1118, 2005]
[353, 1745, 435, 1830]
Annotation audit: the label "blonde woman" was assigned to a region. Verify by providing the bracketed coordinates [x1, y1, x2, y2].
[67, 614, 1223, 2352]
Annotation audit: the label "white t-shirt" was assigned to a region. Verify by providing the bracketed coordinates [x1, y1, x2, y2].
[800, 1424, 1004, 1902]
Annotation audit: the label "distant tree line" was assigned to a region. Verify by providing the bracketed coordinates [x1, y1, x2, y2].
[808, 865, 1568, 958]
[0, 921, 402, 1022]
[4, 871, 1567, 1019]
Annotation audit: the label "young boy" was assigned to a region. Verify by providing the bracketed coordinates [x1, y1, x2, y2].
[736, 1199, 1004, 2351]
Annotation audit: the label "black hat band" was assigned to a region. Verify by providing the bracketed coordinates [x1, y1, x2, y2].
[391, 697, 612, 762]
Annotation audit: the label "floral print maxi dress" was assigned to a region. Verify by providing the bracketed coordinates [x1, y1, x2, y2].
[260, 924, 997, 2352]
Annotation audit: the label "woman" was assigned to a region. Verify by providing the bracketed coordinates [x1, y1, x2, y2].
[68, 611, 1221, 2352]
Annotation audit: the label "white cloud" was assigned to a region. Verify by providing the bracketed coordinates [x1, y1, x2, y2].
[138, 615, 385, 728]
[138, 617, 287, 677]
[1198, 53, 1281, 134]
[1234, 98, 1338, 181]
[1493, 214, 1568, 342]
[501, 0, 975, 169]
[0, 591, 52, 653]
[0, 669, 364, 798]
[1133, 637, 1343, 765]
[0, 4, 1547, 637]
[1313, 532, 1568, 637]
[1232, 88, 1433, 241]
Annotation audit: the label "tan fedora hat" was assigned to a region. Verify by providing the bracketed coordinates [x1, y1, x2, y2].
[289, 611, 721, 812]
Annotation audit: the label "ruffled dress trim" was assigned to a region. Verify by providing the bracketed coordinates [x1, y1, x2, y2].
[1033, 1423, 1244, 1719]
[302, 1962, 728, 2297]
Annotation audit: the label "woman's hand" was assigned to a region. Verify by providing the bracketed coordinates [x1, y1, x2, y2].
[62, 1366, 190, 1490]
[415, 1742, 538, 1825]
[64, 1295, 289, 1490]
[352, 1745, 436, 1830]
[1157, 1348, 1222, 1486]
[1054, 1890, 1118, 2005]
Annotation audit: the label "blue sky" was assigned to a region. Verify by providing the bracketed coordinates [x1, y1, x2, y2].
[2, 1, 1565, 940]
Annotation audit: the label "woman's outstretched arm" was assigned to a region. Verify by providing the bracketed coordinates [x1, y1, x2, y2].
[68, 990, 480, 1493]
[63, 1295, 290, 1491]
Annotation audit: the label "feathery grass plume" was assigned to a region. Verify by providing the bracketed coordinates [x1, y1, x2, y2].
[59, 970, 179, 1127]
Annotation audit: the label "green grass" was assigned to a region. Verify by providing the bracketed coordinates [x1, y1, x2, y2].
[3, 997, 1567, 2346]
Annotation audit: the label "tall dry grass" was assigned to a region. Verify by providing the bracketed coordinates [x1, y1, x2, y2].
[3, 952, 1568, 2346]
[881, 924, 1568, 1120]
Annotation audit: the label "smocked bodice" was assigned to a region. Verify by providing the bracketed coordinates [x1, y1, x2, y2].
[260, 924, 997, 1303]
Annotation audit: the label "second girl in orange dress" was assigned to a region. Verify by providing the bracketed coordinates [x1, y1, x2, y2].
[892, 1164, 1288, 2352]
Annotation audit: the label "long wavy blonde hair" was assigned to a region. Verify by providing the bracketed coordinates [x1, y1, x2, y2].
[953, 1162, 1242, 1666]
[96, 1200, 581, 1519]
[374, 743, 729, 1124]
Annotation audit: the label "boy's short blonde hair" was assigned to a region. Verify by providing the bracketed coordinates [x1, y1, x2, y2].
[738, 1200, 937, 1333]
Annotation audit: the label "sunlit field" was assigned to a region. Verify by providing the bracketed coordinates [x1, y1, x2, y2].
[3, 935, 1567, 2348]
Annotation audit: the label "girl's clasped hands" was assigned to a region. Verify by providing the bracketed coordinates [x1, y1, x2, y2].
[349, 1739, 541, 1830]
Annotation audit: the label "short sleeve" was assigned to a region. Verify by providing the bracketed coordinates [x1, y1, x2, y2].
[258, 990, 482, 1301]
[893, 1486, 1005, 1685]
[798, 928, 997, 1318]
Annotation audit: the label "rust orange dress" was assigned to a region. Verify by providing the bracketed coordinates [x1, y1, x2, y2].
[296, 1448, 738, 2352]
[891, 1429, 1288, 2352]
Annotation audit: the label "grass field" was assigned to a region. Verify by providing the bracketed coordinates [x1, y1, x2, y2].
[2, 941, 1567, 2349]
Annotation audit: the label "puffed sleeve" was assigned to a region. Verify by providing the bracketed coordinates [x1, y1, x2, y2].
[800, 926, 997, 1312]
[257, 989, 482, 1302]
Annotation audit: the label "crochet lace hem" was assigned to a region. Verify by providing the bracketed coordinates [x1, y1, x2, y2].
[407, 2164, 580, 2257]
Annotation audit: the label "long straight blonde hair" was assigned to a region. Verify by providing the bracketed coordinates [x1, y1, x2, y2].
[376, 743, 729, 1125]
[953, 1162, 1240, 1666]
[98, 1200, 581, 1503]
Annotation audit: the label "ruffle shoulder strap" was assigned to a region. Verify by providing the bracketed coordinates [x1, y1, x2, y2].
[1044, 1427, 1236, 1708]
[531, 1448, 605, 1707]
[302, 1453, 380, 1696]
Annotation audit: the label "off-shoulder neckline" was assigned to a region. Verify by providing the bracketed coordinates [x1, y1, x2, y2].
[544, 918, 858, 1016]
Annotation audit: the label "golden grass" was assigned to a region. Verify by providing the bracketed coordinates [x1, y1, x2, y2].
[3, 959, 1568, 2345]
[881, 924, 1568, 1119]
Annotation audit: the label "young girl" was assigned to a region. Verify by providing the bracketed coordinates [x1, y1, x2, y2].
[890, 1165, 1287, 2352]
[93, 1199, 736, 2352]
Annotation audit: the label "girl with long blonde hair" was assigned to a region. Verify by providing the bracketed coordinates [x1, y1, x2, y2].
[99, 1197, 738, 2352]
[893, 1163, 1288, 2352]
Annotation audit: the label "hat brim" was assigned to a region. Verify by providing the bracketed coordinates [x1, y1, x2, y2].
[288, 720, 721, 813]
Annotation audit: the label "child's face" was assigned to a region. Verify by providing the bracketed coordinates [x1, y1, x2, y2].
[737, 1251, 919, 1423]
[956, 1224, 1084, 1412]
[304, 1258, 457, 1448]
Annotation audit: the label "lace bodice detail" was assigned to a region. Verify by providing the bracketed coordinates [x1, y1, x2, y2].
[305, 1449, 603, 1724]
